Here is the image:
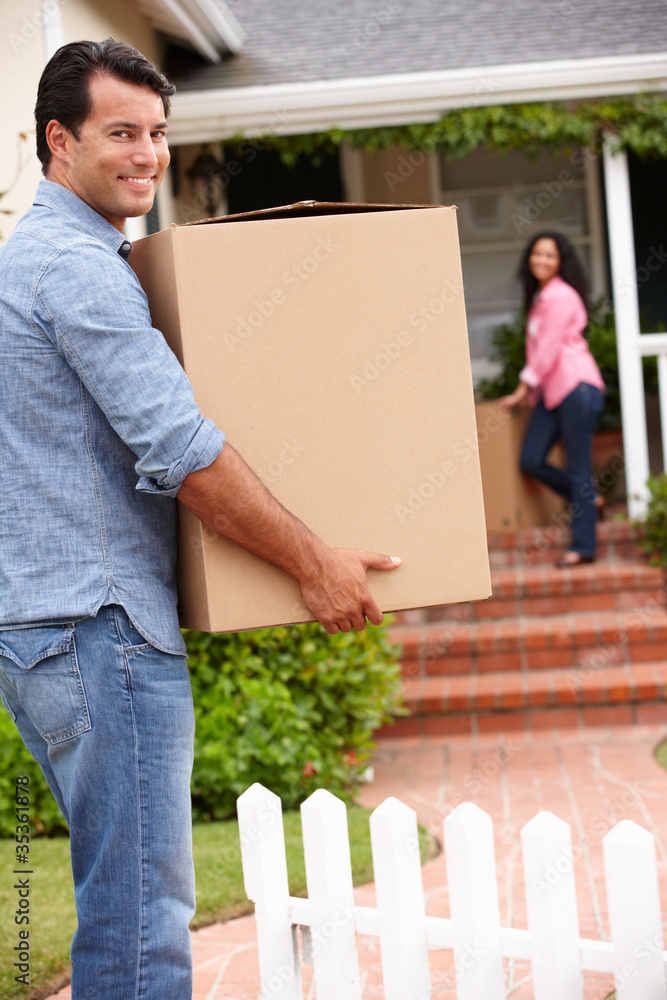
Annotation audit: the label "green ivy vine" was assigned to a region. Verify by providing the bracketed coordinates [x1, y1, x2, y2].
[241, 94, 667, 167]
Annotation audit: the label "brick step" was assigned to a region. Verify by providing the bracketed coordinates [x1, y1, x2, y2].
[377, 700, 667, 740]
[488, 518, 641, 567]
[392, 562, 663, 625]
[390, 607, 667, 677]
[377, 661, 667, 740]
[399, 662, 667, 716]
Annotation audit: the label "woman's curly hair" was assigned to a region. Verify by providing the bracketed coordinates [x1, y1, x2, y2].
[518, 231, 589, 314]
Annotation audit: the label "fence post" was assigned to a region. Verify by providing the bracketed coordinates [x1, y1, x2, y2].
[370, 796, 431, 1000]
[237, 783, 302, 1000]
[300, 788, 362, 1000]
[444, 802, 505, 999]
[521, 811, 584, 1000]
[603, 819, 666, 1000]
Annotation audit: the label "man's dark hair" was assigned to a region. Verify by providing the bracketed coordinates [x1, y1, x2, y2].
[35, 38, 176, 174]
[517, 230, 590, 314]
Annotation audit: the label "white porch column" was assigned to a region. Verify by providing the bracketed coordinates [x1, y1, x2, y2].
[156, 168, 179, 227]
[123, 215, 148, 241]
[602, 137, 649, 519]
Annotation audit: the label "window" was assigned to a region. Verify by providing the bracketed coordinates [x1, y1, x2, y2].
[437, 148, 606, 382]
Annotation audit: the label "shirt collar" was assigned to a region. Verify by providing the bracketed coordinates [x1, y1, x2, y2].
[33, 179, 130, 257]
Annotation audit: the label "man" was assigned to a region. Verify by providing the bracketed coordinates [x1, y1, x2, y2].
[0, 39, 400, 1000]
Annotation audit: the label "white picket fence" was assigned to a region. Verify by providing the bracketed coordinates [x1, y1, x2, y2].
[236, 783, 667, 1000]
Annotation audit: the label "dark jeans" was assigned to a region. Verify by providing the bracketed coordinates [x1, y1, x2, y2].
[520, 383, 604, 558]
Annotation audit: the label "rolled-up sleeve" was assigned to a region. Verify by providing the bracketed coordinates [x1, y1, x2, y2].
[135, 419, 224, 498]
[518, 363, 540, 388]
[33, 241, 225, 496]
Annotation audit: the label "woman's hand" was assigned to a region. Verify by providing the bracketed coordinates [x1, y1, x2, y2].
[498, 382, 530, 410]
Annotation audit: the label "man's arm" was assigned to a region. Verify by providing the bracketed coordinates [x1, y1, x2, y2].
[177, 443, 401, 635]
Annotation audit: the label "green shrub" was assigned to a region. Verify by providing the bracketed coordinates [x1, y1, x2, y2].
[476, 298, 657, 433]
[0, 621, 403, 836]
[635, 473, 667, 568]
[186, 621, 404, 821]
[475, 311, 528, 403]
[0, 712, 66, 837]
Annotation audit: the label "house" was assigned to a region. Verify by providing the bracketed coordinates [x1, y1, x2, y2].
[2, 0, 666, 510]
[0, 0, 244, 243]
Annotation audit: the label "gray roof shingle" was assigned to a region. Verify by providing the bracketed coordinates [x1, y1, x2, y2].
[170, 0, 667, 91]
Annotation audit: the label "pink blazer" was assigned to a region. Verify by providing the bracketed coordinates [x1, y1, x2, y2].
[519, 275, 605, 410]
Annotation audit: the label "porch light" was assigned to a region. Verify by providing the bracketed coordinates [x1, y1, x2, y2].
[186, 144, 226, 217]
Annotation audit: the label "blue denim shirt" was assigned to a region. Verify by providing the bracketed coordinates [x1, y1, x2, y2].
[0, 180, 225, 653]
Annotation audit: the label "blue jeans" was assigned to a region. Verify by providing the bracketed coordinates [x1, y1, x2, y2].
[0, 605, 195, 1000]
[520, 383, 604, 558]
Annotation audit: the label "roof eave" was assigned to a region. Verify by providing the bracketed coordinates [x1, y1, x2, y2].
[166, 52, 667, 143]
[182, 0, 246, 55]
[138, 0, 246, 63]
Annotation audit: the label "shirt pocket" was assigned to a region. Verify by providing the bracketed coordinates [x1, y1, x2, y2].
[0, 624, 91, 744]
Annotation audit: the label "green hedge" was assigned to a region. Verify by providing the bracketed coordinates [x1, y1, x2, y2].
[0, 714, 65, 837]
[635, 473, 667, 568]
[187, 621, 403, 821]
[0, 621, 403, 836]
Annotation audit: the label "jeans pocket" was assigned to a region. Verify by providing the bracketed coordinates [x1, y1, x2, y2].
[112, 606, 153, 653]
[0, 624, 91, 744]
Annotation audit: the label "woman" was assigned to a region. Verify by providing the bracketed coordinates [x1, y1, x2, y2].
[499, 232, 605, 566]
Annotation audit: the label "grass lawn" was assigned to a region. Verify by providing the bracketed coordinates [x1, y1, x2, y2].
[0, 805, 436, 1000]
[654, 734, 667, 772]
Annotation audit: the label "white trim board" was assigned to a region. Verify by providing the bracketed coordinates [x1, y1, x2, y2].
[167, 52, 667, 143]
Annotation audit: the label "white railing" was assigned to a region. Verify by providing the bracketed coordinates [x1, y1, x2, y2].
[237, 783, 667, 1000]
[602, 140, 667, 518]
[640, 335, 667, 475]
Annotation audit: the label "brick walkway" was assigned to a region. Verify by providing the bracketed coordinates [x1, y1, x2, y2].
[46, 721, 667, 1000]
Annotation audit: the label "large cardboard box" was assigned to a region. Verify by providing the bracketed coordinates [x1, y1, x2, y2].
[131, 202, 491, 631]
[475, 400, 565, 532]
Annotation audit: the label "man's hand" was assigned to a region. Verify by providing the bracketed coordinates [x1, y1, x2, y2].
[177, 444, 402, 634]
[299, 548, 402, 634]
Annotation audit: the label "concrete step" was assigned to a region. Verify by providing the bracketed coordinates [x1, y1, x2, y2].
[390, 607, 667, 678]
[377, 662, 667, 740]
[392, 562, 663, 624]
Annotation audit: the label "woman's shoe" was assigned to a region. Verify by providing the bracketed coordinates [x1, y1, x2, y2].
[556, 552, 594, 568]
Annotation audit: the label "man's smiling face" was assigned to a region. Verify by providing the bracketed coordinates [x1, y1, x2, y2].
[47, 72, 170, 231]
